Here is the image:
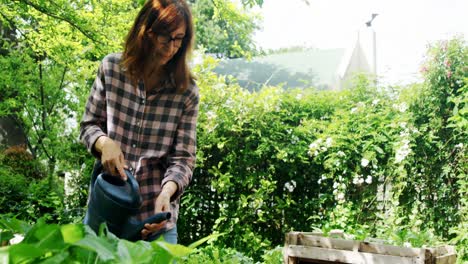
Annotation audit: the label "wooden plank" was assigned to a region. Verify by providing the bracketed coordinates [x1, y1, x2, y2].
[430, 246, 456, 257]
[285, 232, 457, 264]
[297, 233, 421, 258]
[435, 254, 457, 264]
[285, 232, 298, 264]
[286, 245, 423, 264]
[298, 234, 359, 251]
[359, 241, 421, 258]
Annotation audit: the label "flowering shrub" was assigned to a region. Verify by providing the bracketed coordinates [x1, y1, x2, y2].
[177, 37, 466, 262]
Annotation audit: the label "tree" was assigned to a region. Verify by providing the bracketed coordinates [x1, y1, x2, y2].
[0, 0, 137, 175]
[189, 0, 261, 58]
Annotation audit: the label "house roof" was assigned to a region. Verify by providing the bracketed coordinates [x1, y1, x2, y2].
[213, 48, 346, 91]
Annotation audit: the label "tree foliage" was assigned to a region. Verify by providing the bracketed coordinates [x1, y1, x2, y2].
[189, 0, 261, 58]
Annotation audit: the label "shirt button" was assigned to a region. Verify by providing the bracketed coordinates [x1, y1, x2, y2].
[136, 121, 140, 126]
[141, 99, 146, 104]
[132, 144, 136, 148]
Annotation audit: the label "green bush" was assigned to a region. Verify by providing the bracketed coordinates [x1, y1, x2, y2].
[178, 38, 467, 261]
[0, 146, 64, 223]
[0, 166, 28, 216]
[21, 178, 64, 223]
[182, 245, 254, 264]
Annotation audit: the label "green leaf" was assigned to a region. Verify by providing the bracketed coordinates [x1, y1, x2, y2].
[116, 240, 153, 264]
[74, 236, 116, 261]
[8, 243, 46, 263]
[38, 251, 70, 264]
[61, 224, 84, 244]
[0, 217, 31, 235]
[373, 145, 384, 154]
[0, 231, 14, 244]
[188, 233, 225, 249]
[34, 224, 66, 251]
[149, 241, 173, 263]
[155, 241, 193, 258]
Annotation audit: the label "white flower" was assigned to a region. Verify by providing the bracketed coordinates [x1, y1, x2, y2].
[372, 99, 380, 106]
[358, 178, 364, 184]
[206, 110, 217, 120]
[337, 192, 345, 200]
[357, 102, 365, 108]
[455, 143, 464, 149]
[393, 102, 408, 113]
[333, 182, 339, 189]
[361, 158, 369, 167]
[365, 176, 373, 184]
[296, 93, 303, 100]
[351, 107, 358, 113]
[399, 122, 407, 128]
[325, 137, 333, 147]
[9, 234, 24, 245]
[284, 180, 296, 192]
[395, 140, 412, 163]
[337, 151, 346, 157]
[353, 177, 359, 185]
[403, 242, 412, 248]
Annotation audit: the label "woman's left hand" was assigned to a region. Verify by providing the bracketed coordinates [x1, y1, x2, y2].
[141, 182, 178, 239]
[141, 221, 166, 240]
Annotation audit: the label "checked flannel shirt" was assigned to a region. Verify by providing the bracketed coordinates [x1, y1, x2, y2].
[80, 53, 199, 230]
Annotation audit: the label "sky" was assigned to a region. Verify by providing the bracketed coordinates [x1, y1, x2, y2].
[253, 0, 468, 85]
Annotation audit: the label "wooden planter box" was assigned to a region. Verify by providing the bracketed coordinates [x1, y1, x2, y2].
[284, 231, 457, 264]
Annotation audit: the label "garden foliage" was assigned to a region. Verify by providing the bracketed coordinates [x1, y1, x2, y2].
[0, 216, 205, 264]
[0, 0, 466, 262]
[178, 38, 467, 261]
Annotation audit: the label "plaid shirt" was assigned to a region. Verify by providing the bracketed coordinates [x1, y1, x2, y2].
[80, 53, 199, 230]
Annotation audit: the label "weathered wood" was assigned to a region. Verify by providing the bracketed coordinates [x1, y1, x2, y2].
[286, 245, 424, 264]
[284, 232, 457, 264]
[285, 232, 299, 264]
[298, 234, 359, 251]
[435, 254, 457, 264]
[359, 241, 421, 257]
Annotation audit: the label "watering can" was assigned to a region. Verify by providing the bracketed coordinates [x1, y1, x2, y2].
[84, 161, 171, 241]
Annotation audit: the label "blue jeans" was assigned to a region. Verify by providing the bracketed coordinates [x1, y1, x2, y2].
[147, 226, 178, 244]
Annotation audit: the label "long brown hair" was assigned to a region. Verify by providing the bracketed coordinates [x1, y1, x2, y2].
[121, 0, 194, 92]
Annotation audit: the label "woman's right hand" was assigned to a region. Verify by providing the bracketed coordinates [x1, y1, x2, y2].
[94, 136, 128, 180]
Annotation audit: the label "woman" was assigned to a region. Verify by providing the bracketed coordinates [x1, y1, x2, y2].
[80, 0, 198, 244]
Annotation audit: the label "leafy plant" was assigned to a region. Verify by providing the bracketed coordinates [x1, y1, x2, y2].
[0, 216, 203, 264]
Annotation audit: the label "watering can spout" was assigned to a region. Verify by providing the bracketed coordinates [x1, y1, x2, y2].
[84, 163, 171, 241]
[120, 212, 171, 241]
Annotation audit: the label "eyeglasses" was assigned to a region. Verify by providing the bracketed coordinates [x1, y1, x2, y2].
[156, 34, 184, 47]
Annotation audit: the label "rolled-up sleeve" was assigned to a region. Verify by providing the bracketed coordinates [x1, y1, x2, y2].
[162, 84, 199, 201]
[79, 62, 108, 158]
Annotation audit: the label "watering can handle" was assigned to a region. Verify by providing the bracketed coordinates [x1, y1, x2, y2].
[124, 169, 140, 191]
[90, 160, 138, 187]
